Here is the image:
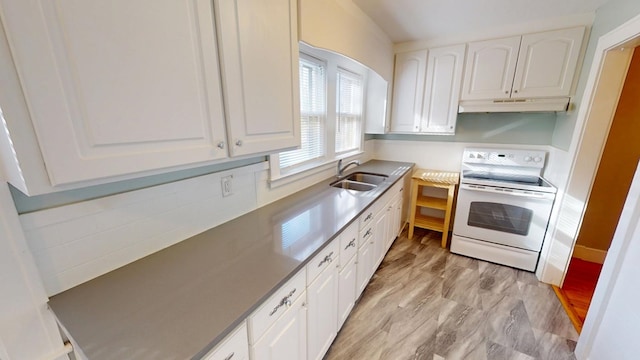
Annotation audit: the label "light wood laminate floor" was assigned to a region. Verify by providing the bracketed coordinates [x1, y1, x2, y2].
[325, 228, 579, 360]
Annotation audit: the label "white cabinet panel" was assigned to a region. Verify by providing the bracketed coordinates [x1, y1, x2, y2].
[307, 257, 338, 360]
[203, 322, 249, 360]
[421, 44, 466, 134]
[461, 36, 521, 100]
[0, 0, 228, 186]
[356, 226, 374, 297]
[372, 209, 388, 269]
[251, 292, 307, 360]
[215, 0, 300, 156]
[390, 50, 427, 132]
[339, 221, 359, 262]
[512, 27, 585, 98]
[462, 27, 584, 101]
[337, 255, 357, 328]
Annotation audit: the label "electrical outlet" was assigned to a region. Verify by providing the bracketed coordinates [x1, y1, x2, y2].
[221, 175, 233, 197]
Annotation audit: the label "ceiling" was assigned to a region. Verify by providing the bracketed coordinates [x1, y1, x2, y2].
[352, 0, 611, 43]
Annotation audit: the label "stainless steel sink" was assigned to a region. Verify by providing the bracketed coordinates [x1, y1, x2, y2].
[330, 172, 388, 191]
[331, 180, 377, 191]
[342, 172, 388, 185]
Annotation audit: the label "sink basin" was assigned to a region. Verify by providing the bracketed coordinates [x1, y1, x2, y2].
[330, 172, 388, 191]
[341, 172, 388, 185]
[331, 180, 377, 191]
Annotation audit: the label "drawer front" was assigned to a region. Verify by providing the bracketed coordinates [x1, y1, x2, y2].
[202, 322, 249, 360]
[359, 207, 376, 230]
[339, 221, 358, 266]
[307, 238, 339, 284]
[359, 224, 374, 249]
[248, 269, 306, 343]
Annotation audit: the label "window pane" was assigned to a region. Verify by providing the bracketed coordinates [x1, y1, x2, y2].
[336, 69, 363, 154]
[279, 57, 326, 169]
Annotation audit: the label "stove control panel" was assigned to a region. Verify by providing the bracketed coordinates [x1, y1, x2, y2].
[463, 148, 546, 168]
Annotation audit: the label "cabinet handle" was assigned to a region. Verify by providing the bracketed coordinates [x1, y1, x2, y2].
[268, 288, 296, 316]
[224, 353, 235, 360]
[235, 140, 243, 146]
[217, 141, 225, 149]
[514, 90, 519, 93]
[504, 90, 509, 94]
[318, 251, 335, 267]
[345, 239, 356, 249]
[364, 228, 372, 238]
[364, 213, 373, 221]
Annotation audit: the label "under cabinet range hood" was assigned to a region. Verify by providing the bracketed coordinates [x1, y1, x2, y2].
[458, 97, 570, 113]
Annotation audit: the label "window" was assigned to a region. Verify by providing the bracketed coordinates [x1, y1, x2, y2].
[278, 55, 327, 170]
[335, 69, 363, 154]
[270, 44, 366, 182]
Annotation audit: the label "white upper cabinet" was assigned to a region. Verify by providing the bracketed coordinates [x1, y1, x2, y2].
[461, 36, 521, 100]
[390, 50, 427, 133]
[0, 0, 300, 195]
[461, 27, 585, 100]
[420, 44, 466, 134]
[390, 45, 465, 134]
[512, 27, 585, 98]
[0, 0, 228, 188]
[215, 0, 300, 157]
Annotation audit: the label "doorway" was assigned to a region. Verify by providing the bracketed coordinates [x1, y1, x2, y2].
[555, 47, 640, 332]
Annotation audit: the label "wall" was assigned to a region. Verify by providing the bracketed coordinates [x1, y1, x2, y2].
[575, 49, 640, 252]
[18, 143, 374, 296]
[298, 0, 394, 81]
[553, 0, 640, 150]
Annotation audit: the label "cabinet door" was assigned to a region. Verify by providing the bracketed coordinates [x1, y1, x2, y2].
[0, 0, 228, 185]
[461, 36, 521, 100]
[215, 0, 300, 156]
[420, 44, 466, 134]
[307, 264, 338, 360]
[390, 50, 428, 132]
[373, 210, 388, 269]
[203, 322, 249, 360]
[511, 27, 584, 98]
[252, 293, 307, 360]
[356, 239, 373, 297]
[338, 255, 357, 329]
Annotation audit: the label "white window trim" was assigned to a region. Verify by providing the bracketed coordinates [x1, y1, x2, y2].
[270, 43, 367, 186]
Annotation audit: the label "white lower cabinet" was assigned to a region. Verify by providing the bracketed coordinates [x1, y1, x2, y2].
[372, 209, 388, 269]
[356, 226, 375, 298]
[251, 293, 307, 360]
[337, 255, 357, 328]
[203, 322, 249, 360]
[306, 255, 339, 360]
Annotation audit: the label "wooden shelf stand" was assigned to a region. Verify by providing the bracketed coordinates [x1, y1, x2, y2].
[408, 169, 459, 248]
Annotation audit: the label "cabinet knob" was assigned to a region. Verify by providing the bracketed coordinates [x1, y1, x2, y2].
[217, 141, 225, 149]
[235, 140, 243, 147]
[514, 90, 518, 93]
[504, 91, 509, 94]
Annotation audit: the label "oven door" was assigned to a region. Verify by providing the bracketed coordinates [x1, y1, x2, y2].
[453, 183, 555, 251]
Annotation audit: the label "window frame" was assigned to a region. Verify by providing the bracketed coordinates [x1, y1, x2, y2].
[269, 43, 367, 184]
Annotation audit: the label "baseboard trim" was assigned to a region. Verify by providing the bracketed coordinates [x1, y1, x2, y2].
[572, 245, 608, 264]
[552, 285, 583, 334]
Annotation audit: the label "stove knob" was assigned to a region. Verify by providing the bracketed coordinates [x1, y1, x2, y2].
[533, 156, 543, 163]
[469, 153, 475, 158]
[524, 156, 532, 162]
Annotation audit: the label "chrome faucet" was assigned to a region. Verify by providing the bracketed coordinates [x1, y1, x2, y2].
[337, 159, 360, 177]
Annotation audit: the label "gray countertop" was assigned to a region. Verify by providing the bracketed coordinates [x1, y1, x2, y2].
[48, 160, 414, 360]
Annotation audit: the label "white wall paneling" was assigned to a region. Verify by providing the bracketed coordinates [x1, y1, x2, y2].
[0, 169, 67, 359]
[20, 162, 266, 296]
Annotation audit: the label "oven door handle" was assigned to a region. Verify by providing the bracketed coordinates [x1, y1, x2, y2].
[460, 183, 556, 200]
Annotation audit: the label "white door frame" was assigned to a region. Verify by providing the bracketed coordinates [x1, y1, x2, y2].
[538, 13, 640, 286]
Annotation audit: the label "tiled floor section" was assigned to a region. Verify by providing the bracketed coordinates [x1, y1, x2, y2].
[325, 229, 579, 360]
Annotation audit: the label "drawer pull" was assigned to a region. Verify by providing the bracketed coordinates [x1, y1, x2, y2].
[345, 239, 356, 249]
[268, 288, 297, 316]
[364, 228, 372, 238]
[364, 213, 373, 221]
[224, 352, 235, 360]
[318, 251, 335, 267]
